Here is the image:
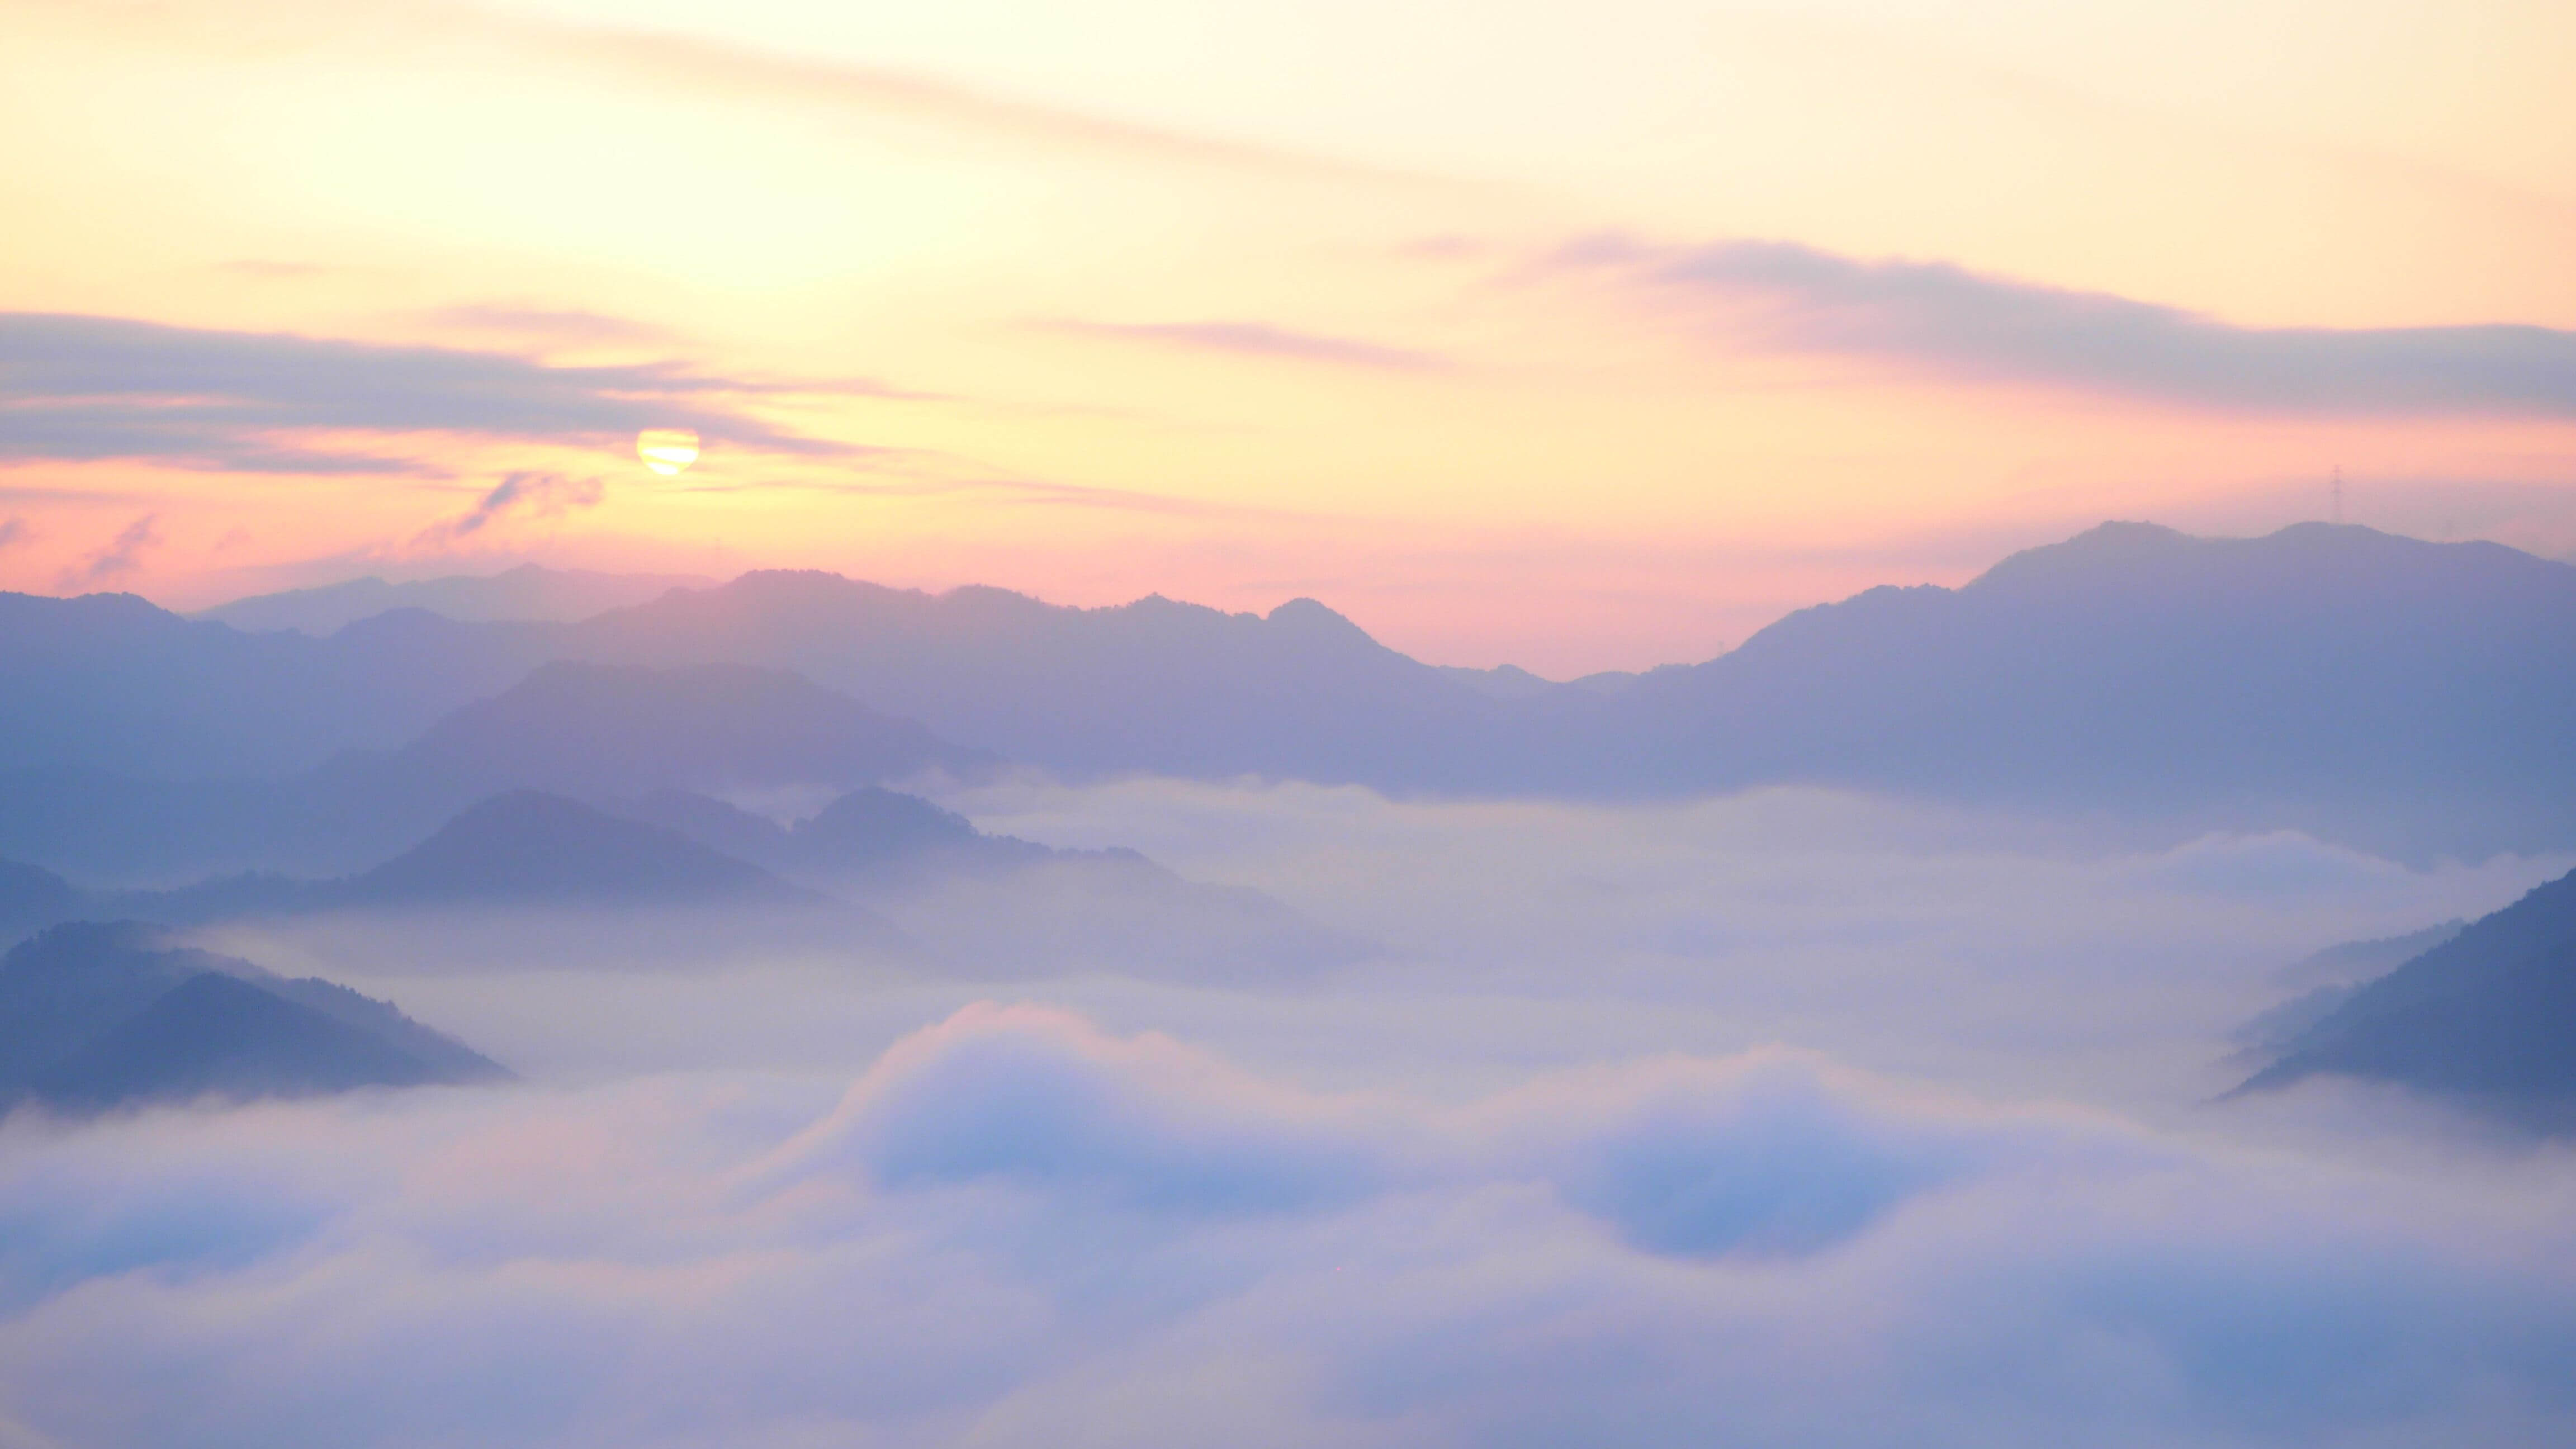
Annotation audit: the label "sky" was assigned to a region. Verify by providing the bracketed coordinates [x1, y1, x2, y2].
[4, 0, 2575, 673]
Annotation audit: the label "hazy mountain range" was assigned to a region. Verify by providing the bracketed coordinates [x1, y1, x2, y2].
[8, 522, 2575, 860]
[0, 661, 994, 880]
[0, 781, 1360, 982]
[1594, 523, 2576, 857]
[605, 785, 1368, 980]
[0, 789, 845, 929]
[197, 564, 715, 635]
[0, 921, 506, 1116]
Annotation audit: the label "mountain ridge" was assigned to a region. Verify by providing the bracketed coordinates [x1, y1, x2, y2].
[196, 564, 718, 635]
[6, 522, 2574, 860]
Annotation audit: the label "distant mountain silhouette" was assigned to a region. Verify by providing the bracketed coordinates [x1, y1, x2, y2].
[1590, 523, 2576, 858]
[2234, 868, 2576, 1126]
[336, 790, 822, 908]
[0, 921, 505, 1115]
[613, 786, 1046, 879]
[371, 660, 993, 804]
[2271, 920, 2467, 990]
[607, 787, 1370, 979]
[11, 523, 2576, 860]
[29, 973, 451, 1110]
[0, 922, 230, 1088]
[292, 525, 2576, 854]
[197, 564, 714, 635]
[2225, 922, 2471, 1058]
[257, 973, 507, 1081]
[0, 661, 993, 880]
[0, 791, 854, 945]
[0, 590, 557, 780]
[2231, 982, 2365, 1058]
[0, 858, 86, 940]
[562, 577, 1520, 788]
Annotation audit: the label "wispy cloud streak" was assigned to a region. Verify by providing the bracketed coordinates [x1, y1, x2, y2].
[490, 11, 1422, 190]
[411, 304, 677, 348]
[414, 472, 605, 547]
[14, 0, 1424, 191]
[1040, 319, 1448, 372]
[1565, 236, 2576, 419]
[59, 513, 158, 588]
[0, 313, 856, 474]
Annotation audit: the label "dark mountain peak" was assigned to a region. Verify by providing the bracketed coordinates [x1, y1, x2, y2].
[2, 919, 507, 1114]
[703, 569, 898, 612]
[1108, 593, 1239, 632]
[2054, 519, 2191, 552]
[1267, 597, 1371, 641]
[0, 858, 88, 934]
[11, 917, 157, 957]
[942, 583, 1054, 618]
[14, 590, 166, 622]
[792, 787, 981, 856]
[26, 971, 446, 1111]
[610, 788, 790, 863]
[341, 789, 817, 908]
[261, 975, 509, 1083]
[587, 570, 1044, 649]
[1, 920, 275, 1093]
[0, 590, 198, 659]
[1962, 520, 2196, 593]
[732, 567, 864, 590]
[607, 785, 1043, 880]
[2235, 865, 2576, 1122]
[1966, 520, 2571, 600]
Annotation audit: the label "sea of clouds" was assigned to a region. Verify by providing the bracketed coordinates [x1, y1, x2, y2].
[7, 783, 2574, 1447]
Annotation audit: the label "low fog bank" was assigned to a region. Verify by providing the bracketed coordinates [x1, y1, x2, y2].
[16, 781, 2574, 1446]
[184, 782, 2570, 1128]
[925, 779, 2570, 1114]
[3, 1003, 2574, 1448]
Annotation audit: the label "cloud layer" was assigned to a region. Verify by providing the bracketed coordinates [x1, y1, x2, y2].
[414, 471, 607, 545]
[58, 512, 158, 587]
[0, 312, 850, 475]
[1566, 237, 2576, 419]
[1040, 319, 1449, 372]
[3, 1002, 2574, 1448]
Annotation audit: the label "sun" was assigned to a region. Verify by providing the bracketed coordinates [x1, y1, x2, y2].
[636, 428, 700, 476]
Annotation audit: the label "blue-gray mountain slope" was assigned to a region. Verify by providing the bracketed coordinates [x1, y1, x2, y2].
[0, 922, 506, 1116]
[2235, 868, 2576, 1127]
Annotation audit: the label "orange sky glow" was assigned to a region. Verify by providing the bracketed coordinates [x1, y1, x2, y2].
[3, 0, 2573, 674]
